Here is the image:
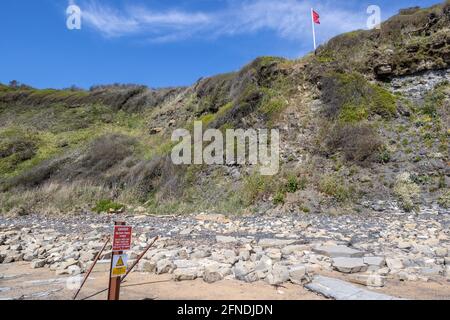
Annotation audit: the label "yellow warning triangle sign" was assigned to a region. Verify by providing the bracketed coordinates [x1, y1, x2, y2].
[116, 256, 125, 267]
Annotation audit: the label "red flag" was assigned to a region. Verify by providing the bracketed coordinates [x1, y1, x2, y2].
[312, 10, 320, 24]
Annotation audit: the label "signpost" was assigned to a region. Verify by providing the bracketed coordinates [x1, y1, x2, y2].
[72, 220, 159, 300]
[108, 221, 132, 300]
[112, 225, 132, 251]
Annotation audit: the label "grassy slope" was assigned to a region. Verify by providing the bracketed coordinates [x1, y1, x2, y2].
[0, 2, 449, 215]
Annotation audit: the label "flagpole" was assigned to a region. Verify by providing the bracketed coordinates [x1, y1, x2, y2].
[311, 8, 317, 51]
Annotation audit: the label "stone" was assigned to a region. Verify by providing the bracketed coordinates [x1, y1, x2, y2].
[216, 236, 237, 244]
[31, 259, 46, 269]
[397, 271, 418, 281]
[23, 252, 37, 262]
[265, 248, 282, 261]
[204, 269, 223, 283]
[67, 265, 81, 276]
[306, 276, 401, 300]
[332, 258, 368, 273]
[397, 241, 412, 250]
[238, 249, 250, 261]
[173, 268, 198, 281]
[173, 260, 199, 269]
[289, 265, 307, 284]
[386, 258, 404, 270]
[156, 259, 175, 274]
[419, 266, 443, 277]
[191, 250, 211, 259]
[233, 261, 256, 282]
[348, 274, 386, 287]
[138, 260, 156, 273]
[211, 250, 238, 265]
[80, 251, 97, 263]
[266, 264, 289, 285]
[179, 228, 193, 236]
[195, 213, 230, 223]
[258, 239, 296, 248]
[281, 245, 310, 256]
[313, 245, 364, 258]
[363, 256, 386, 268]
[444, 257, 450, 265]
[60, 258, 78, 270]
[434, 247, 448, 257]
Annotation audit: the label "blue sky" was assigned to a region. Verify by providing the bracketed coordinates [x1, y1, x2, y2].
[0, 0, 443, 89]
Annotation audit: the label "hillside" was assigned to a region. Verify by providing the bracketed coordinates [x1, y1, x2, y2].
[0, 1, 449, 217]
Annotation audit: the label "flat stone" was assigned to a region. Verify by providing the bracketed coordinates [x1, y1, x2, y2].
[258, 239, 296, 248]
[332, 258, 368, 273]
[313, 245, 364, 258]
[281, 245, 310, 256]
[179, 228, 193, 236]
[363, 256, 386, 267]
[173, 260, 199, 269]
[305, 276, 401, 300]
[216, 236, 237, 244]
[386, 258, 404, 270]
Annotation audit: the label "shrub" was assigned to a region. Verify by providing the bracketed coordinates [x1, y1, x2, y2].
[438, 190, 450, 209]
[286, 175, 299, 193]
[273, 191, 285, 205]
[319, 174, 355, 203]
[93, 199, 125, 213]
[394, 172, 420, 212]
[322, 122, 383, 163]
[320, 72, 397, 122]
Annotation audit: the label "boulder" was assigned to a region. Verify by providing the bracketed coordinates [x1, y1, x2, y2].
[289, 264, 307, 284]
[156, 259, 175, 274]
[138, 260, 156, 273]
[332, 258, 368, 273]
[313, 245, 365, 258]
[266, 264, 289, 285]
[68, 265, 82, 276]
[31, 259, 46, 269]
[173, 268, 198, 281]
[386, 258, 404, 270]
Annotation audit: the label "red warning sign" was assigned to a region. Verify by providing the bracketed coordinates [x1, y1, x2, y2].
[112, 225, 132, 251]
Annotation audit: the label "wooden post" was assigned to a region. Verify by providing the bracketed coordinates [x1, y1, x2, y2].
[108, 221, 125, 300]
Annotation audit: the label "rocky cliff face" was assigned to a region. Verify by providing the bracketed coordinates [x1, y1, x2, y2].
[0, 2, 449, 216]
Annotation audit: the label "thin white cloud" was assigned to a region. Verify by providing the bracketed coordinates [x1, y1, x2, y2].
[74, 0, 367, 43]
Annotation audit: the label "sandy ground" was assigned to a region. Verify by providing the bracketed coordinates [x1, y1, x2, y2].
[0, 262, 323, 300]
[1, 262, 449, 300]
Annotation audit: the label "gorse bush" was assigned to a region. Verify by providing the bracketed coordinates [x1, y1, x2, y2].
[319, 174, 356, 203]
[93, 199, 125, 213]
[321, 122, 384, 163]
[320, 72, 397, 122]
